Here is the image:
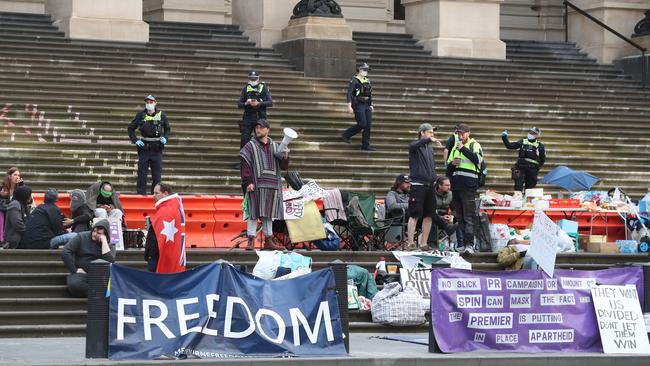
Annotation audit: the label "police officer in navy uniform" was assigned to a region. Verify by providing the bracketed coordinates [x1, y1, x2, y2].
[502, 127, 546, 192]
[237, 70, 273, 148]
[128, 95, 170, 194]
[342, 62, 376, 151]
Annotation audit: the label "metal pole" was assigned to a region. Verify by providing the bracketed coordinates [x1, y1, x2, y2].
[329, 260, 349, 353]
[85, 259, 111, 359]
[428, 261, 451, 353]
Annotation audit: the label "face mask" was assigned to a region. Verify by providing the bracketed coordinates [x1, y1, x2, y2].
[527, 134, 536, 140]
[145, 103, 156, 111]
[249, 80, 259, 86]
[359, 70, 368, 77]
[99, 188, 112, 198]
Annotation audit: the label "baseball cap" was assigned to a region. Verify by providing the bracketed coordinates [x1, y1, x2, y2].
[456, 123, 471, 133]
[395, 174, 411, 183]
[529, 127, 541, 135]
[248, 70, 260, 80]
[418, 123, 437, 133]
[144, 95, 156, 102]
[255, 118, 270, 128]
[357, 62, 370, 71]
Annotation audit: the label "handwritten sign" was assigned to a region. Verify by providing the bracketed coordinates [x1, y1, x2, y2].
[528, 210, 558, 277]
[591, 285, 650, 354]
[283, 200, 305, 220]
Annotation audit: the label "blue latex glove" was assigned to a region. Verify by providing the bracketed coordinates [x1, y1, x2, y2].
[135, 140, 145, 147]
[501, 130, 508, 137]
[159, 137, 167, 145]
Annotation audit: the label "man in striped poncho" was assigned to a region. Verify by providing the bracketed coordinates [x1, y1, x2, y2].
[240, 118, 290, 250]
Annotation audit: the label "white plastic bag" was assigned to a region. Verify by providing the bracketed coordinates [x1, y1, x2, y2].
[252, 250, 282, 280]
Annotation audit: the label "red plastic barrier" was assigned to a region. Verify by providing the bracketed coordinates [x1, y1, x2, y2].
[32, 193, 325, 248]
[482, 208, 626, 241]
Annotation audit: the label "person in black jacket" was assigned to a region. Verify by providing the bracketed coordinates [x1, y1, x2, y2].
[237, 71, 273, 149]
[405, 123, 458, 251]
[61, 220, 115, 297]
[65, 189, 94, 233]
[502, 127, 546, 192]
[19, 189, 77, 249]
[342, 63, 376, 151]
[128, 95, 170, 194]
[3, 185, 32, 249]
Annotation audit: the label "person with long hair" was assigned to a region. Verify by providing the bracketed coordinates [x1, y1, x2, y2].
[3, 185, 32, 249]
[0, 167, 24, 244]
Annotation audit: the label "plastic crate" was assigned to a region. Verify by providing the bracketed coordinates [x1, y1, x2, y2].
[123, 229, 144, 249]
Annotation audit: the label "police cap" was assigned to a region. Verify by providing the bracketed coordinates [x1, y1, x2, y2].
[144, 95, 156, 102]
[357, 62, 370, 71]
[248, 70, 260, 80]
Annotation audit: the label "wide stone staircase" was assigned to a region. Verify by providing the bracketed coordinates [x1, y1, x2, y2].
[0, 249, 646, 338]
[354, 32, 650, 196]
[1, 12, 650, 197]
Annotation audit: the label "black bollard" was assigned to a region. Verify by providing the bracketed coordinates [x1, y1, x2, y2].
[85, 259, 111, 359]
[329, 260, 350, 353]
[428, 261, 451, 354]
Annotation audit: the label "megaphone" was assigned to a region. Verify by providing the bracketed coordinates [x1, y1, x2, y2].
[278, 127, 298, 153]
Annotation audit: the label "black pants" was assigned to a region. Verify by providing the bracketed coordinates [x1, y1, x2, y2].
[137, 149, 163, 194]
[67, 273, 88, 298]
[240, 118, 256, 149]
[342, 104, 372, 148]
[513, 164, 539, 192]
[451, 190, 477, 247]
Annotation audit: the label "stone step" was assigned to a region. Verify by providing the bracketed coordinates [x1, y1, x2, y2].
[0, 285, 70, 298]
[0, 324, 85, 338]
[147, 21, 241, 33]
[0, 298, 86, 312]
[0, 310, 86, 325]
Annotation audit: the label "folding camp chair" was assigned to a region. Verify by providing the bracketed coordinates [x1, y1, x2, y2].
[343, 193, 395, 251]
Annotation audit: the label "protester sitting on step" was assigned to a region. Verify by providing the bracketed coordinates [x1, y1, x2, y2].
[61, 219, 115, 297]
[65, 189, 94, 233]
[385, 174, 410, 219]
[0, 167, 24, 245]
[19, 189, 77, 249]
[3, 185, 32, 249]
[85, 181, 124, 222]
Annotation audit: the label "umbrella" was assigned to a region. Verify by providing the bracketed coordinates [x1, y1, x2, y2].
[540, 166, 600, 192]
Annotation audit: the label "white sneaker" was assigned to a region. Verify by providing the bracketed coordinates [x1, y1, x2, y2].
[455, 245, 465, 253]
[464, 246, 475, 255]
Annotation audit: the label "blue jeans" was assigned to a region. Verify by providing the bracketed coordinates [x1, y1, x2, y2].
[50, 232, 78, 249]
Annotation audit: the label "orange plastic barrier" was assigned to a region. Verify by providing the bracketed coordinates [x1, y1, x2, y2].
[32, 193, 324, 248]
[482, 208, 626, 241]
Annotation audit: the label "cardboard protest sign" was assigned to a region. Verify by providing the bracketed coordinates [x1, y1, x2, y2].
[528, 210, 558, 277]
[400, 268, 431, 299]
[591, 285, 650, 354]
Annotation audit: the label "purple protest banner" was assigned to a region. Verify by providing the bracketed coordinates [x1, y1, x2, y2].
[430, 267, 644, 353]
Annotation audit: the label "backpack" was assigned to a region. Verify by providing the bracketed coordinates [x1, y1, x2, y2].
[469, 141, 487, 188]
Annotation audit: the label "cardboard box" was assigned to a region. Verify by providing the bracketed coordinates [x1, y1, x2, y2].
[600, 242, 618, 254]
[588, 235, 608, 253]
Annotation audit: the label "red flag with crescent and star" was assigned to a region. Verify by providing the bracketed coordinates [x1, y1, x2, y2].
[153, 193, 187, 273]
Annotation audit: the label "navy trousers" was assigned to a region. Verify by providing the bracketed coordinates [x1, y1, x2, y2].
[343, 104, 372, 149]
[137, 149, 163, 194]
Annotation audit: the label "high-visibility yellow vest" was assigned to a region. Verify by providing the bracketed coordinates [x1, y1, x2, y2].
[447, 136, 482, 176]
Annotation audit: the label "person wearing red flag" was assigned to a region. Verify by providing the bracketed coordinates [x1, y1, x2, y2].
[144, 183, 186, 273]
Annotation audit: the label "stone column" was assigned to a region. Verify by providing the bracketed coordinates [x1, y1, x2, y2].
[567, 0, 648, 64]
[337, 0, 391, 32]
[143, 0, 228, 24]
[231, 0, 295, 48]
[0, 0, 44, 14]
[402, 0, 506, 60]
[44, 0, 149, 42]
[274, 1, 356, 78]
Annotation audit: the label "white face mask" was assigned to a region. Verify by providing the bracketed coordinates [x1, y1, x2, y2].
[527, 133, 536, 140]
[249, 80, 259, 86]
[359, 70, 368, 77]
[145, 103, 156, 111]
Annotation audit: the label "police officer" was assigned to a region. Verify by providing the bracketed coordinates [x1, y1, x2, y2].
[342, 62, 375, 151]
[128, 95, 170, 195]
[502, 127, 546, 192]
[237, 71, 273, 148]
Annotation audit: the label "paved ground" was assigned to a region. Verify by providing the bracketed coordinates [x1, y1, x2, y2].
[1, 334, 650, 366]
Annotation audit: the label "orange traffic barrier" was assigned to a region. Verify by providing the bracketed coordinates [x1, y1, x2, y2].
[31, 193, 324, 248]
